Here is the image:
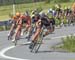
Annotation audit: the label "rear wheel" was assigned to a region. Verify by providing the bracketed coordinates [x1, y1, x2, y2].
[8, 30, 15, 40]
[14, 40, 17, 46]
[14, 30, 21, 46]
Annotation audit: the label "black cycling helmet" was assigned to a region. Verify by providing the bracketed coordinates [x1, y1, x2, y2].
[24, 11, 29, 16]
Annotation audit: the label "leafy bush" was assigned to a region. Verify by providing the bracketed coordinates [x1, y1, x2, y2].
[0, 26, 11, 31]
[0, 26, 4, 31]
[55, 18, 61, 26]
[37, 7, 43, 13]
[61, 35, 75, 52]
[63, 19, 68, 25]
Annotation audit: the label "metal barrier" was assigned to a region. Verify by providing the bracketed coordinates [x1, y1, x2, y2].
[0, 20, 12, 30]
[0, 20, 12, 26]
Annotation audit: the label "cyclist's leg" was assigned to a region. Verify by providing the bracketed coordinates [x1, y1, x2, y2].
[29, 27, 41, 49]
[24, 24, 28, 32]
[29, 19, 42, 48]
[8, 20, 17, 36]
[32, 28, 41, 41]
[8, 23, 16, 40]
[8, 24, 15, 35]
[25, 24, 32, 37]
[12, 24, 21, 41]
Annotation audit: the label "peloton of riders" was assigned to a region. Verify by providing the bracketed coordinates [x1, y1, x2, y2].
[8, 3, 75, 49]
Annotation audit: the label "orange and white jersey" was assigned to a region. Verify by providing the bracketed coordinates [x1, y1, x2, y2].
[72, 3, 75, 11]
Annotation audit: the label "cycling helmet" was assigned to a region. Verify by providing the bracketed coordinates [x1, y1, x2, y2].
[16, 12, 21, 17]
[55, 4, 61, 8]
[13, 16, 17, 19]
[40, 12, 46, 17]
[24, 11, 29, 16]
[31, 10, 35, 14]
[64, 7, 67, 9]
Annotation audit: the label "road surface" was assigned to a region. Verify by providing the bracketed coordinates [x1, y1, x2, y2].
[0, 25, 75, 60]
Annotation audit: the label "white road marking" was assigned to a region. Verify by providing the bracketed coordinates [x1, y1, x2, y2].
[0, 34, 75, 60]
[0, 46, 29, 60]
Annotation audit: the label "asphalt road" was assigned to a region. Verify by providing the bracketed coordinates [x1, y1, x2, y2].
[0, 25, 75, 60]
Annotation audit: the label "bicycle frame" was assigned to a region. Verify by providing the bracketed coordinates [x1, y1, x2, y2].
[30, 27, 44, 53]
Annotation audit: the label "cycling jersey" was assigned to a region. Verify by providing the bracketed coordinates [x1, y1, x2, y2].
[17, 15, 31, 26]
[32, 14, 40, 23]
[12, 16, 19, 25]
[41, 17, 50, 26]
[40, 16, 55, 29]
[56, 8, 62, 13]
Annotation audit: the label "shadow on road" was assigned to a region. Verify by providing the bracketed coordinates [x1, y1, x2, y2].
[37, 49, 68, 53]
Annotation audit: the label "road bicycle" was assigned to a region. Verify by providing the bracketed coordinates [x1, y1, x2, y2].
[13, 30, 21, 46]
[30, 27, 44, 53]
[8, 29, 15, 40]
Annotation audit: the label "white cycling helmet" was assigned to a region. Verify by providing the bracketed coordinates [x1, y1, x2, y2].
[24, 11, 29, 16]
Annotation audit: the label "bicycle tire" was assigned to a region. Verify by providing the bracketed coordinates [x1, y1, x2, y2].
[30, 28, 44, 53]
[34, 31, 43, 53]
[13, 31, 20, 46]
[8, 30, 15, 40]
[14, 40, 17, 46]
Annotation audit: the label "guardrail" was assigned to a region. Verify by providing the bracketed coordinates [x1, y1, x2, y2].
[0, 20, 12, 30]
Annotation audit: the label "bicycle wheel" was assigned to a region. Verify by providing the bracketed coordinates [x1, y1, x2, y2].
[14, 39, 17, 46]
[34, 30, 43, 53]
[30, 29, 44, 53]
[27, 29, 33, 41]
[14, 30, 21, 46]
[8, 30, 15, 40]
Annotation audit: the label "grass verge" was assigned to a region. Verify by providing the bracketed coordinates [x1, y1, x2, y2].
[59, 35, 75, 52]
[0, 2, 73, 20]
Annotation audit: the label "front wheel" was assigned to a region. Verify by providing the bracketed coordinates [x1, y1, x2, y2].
[14, 40, 17, 46]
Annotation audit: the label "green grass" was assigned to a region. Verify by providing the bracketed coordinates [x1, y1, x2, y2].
[0, 26, 4, 31]
[0, 2, 73, 20]
[59, 35, 75, 52]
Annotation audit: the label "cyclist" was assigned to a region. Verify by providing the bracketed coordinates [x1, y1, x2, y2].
[8, 12, 20, 40]
[48, 8, 56, 18]
[21, 11, 32, 38]
[40, 12, 55, 36]
[72, 2, 75, 16]
[12, 11, 31, 42]
[55, 4, 62, 18]
[71, 3, 75, 25]
[11, 12, 22, 41]
[29, 12, 55, 49]
[64, 7, 72, 17]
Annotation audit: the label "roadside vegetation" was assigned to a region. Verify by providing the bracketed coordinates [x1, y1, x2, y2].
[59, 35, 75, 52]
[0, 1, 73, 30]
[0, 2, 73, 20]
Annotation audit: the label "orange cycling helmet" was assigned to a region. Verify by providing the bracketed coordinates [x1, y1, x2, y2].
[16, 12, 21, 17]
[13, 16, 17, 19]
